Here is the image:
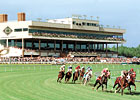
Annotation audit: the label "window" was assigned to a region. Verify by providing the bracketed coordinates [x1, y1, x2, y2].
[63, 44, 66, 49]
[73, 21, 76, 25]
[14, 28, 22, 32]
[81, 44, 86, 49]
[82, 22, 86, 25]
[17, 42, 22, 48]
[76, 44, 80, 49]
[79, 23, 81, 26]
[23, 28, 28, 31]
[56, 43, 60, 49]
[41, 43, 47, 49]
[33, 43, 39, 49]
[48, 43, 54, 48]
[26, 42, 32, 48]
[92, 23, 97, 26]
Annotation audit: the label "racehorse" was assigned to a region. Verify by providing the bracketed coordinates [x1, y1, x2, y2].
[83, 72, 92, 85]
[112, 71, 136, 94]
[92, 73, 110, 91]
[72, 70, 79, 83]
[112, 71, 130, 95]
[79, 68, 85, 81]
[128, 71, 136, 93]
[57, 71, 65, 83]
[65, 71, 72, 83]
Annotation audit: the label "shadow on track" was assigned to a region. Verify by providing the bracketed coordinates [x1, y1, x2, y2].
[124, 92, 140, 96]
[63, 82, 82, 84]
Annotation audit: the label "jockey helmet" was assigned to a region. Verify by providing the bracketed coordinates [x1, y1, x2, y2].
[130, 68, 134, 71]
[106, 68, 108, 71]
[86, 67, 90, 70]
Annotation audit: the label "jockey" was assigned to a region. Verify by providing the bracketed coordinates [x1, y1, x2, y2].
[129, 68, 134, 74]
[67, 65, 72, 72]
[128, 68, 136, 79]
[75, 65, 80, 72]
[101, 68, 109, 77]
[89, 68, 93, 77]
[80, 66, 84, 71]
[84, 67, 92, 78]
[60, 65, 65, 72]
[120, 70, 127, 78]
[85, 68, 92, 80]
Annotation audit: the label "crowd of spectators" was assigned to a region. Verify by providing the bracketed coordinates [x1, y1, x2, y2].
[0, 56, 140, 64]
[31, 32, 125, 41]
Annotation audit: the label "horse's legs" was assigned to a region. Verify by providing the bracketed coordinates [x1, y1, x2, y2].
[79, 76, 81, 81]
[96, 82, 102, 90]
[59, 78, 62, 83]
[105, 82, 107, 90]
[65, 78, 68, 83]
[93, 80, 99, 87]
[115, 84, 120, 93]
[84, 80, 86, 85]
[121, 88, 123, 95]
[120, 84, 124, 95]
[57, 77, 59, 82]
[65, 76, 66, 81]
[102, 84, 104, 91]
[134, 84, 136, 90]
[72, 73, 75, 82]
[128, 85, 132, 94]
[113, 83, 117, 89]
[131, 82, 136, 90]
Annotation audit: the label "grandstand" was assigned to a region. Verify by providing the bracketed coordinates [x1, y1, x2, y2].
[0, 13, 126, 57]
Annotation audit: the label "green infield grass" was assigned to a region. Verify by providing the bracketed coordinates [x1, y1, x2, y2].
[0, 64, 140, 100]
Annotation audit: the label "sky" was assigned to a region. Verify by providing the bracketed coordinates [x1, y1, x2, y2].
[0, 0, 140, 47]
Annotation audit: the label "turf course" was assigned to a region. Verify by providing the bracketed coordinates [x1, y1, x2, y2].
[0, 64, 140, 100]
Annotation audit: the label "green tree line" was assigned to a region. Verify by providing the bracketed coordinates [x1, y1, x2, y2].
[108, 45, 140, 58]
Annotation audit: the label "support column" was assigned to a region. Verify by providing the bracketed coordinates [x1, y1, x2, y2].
[6, 39, 8, 47]
[74, 41, 77, 51]
[39, 39, 41, 56]
[103, 44, 104, 51]
[22, 38, 24, 57]
[54, 40, 56, 51]
[66, 43, 68, 51]
[97, 44, 99, 50]
[24, 40, 26, 48]
[117, 43, 118, 57]
[88, 42, 90, 52]
[46, 40, 48, 49]
[80, 43, 81, 50]
[106, 43, 108, 57]
[15, 40, 17, 47]
[94, 43, 95, 52]
[61, 40, 63, 52]
[32, 40, 34, 49]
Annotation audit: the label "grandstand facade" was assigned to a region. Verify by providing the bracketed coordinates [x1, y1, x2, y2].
[0, 13, 126, 57]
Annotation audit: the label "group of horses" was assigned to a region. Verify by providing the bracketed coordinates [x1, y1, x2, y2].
[57, 67, 91, 85]
[93, 70, 136, 95]
[112, 70, 136, 95]
[57, 67, 136, 95]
